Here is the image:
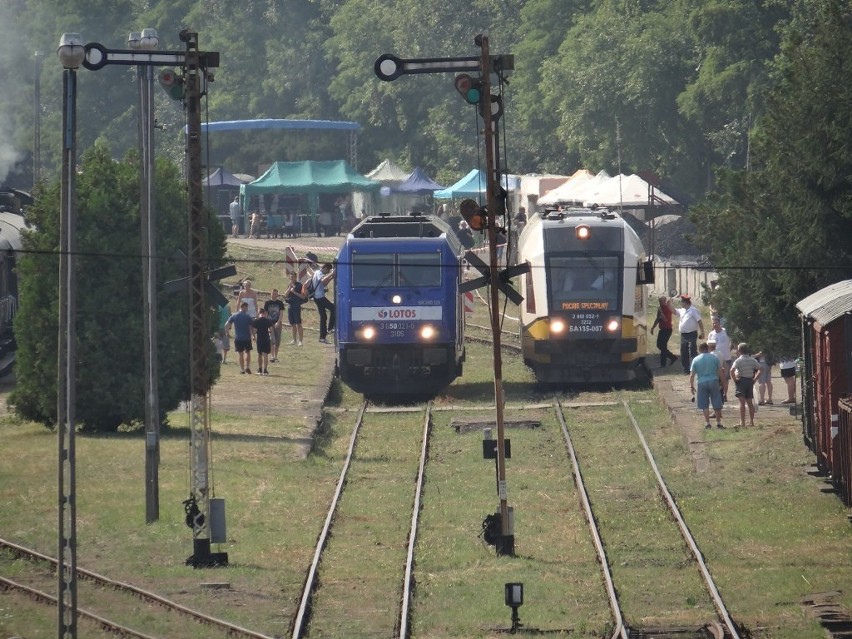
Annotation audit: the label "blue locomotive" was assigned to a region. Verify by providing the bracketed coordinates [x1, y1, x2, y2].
[334, 213, 466, 396]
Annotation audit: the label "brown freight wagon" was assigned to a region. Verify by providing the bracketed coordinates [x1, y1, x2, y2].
[797, 279, 852, 506]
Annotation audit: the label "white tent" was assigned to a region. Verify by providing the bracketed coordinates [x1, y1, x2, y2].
[586, 173, 679, 207]
[538, 171, 679, 208]
[358, 159, 411, 215]
[537, 169, 597, 206]
[366, 159, 409, 183]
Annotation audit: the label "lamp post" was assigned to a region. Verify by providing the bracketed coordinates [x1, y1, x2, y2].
[129, 27, 162, 524]
[56, 31, 85, 639]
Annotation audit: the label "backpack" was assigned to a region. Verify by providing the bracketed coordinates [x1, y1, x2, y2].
[302, 277, 317, 300]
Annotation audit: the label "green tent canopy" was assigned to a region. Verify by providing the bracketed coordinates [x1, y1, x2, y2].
[240, 160, 381, 227]
[241, 160, 380, 197]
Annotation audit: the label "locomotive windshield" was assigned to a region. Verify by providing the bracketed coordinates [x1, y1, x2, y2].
[549, 255, 620, 307]
[352, 251, 442, 288]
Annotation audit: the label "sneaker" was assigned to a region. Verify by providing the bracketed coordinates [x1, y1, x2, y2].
[245, 369, 252, 374]
[270, 357, 278, 363]
[668, 354, 678, 366]
[257, 368, 263, 374]
[704, 423, 711, 429]
[263, 369, 269, 376]
[318, 338, 329, 344]
[288, 340, 296, 345]
[240, 369, 245, 374]
[717, 423, 725, 429]
[297, 341, 303, 346]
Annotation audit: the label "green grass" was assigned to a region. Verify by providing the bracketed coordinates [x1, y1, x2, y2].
[2, 292, 851, 637]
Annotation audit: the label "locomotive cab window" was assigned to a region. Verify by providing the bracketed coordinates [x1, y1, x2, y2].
[398, 252, 442, 287]
[352, 252, 395, 288]
[352, 251, 442, 288]
[550, 255, 620, 305]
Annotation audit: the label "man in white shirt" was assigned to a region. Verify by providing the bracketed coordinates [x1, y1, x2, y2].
[707, 315, 733, 400]
[676, 294, 705, 374]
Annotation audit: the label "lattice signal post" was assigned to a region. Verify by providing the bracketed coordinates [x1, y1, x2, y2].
[57, 33, 223, 636]
[375, 36, 523, 556]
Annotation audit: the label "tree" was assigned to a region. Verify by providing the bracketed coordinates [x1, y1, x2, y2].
[10, 142, 226, 431]
[691, 0, 852, 356]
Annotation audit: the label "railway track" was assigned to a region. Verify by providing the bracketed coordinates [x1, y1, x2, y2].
[555, 396, 742, 639]
[0, 537, 273, 639]
[291, 399, 432, 638]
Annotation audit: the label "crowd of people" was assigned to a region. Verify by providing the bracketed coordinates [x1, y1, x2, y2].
[215, 254, 336, 375]
[652, 294, 799, 430]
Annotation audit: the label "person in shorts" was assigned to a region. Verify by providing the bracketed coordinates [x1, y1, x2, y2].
[285, 271, 307, 345]
[779, 357, 798, 404]
[226, 301, 254, 374]
[689, 342, 725, 429]
[252, 308, 275, 375]
[754, 350, 774, 405]
[730, 342, 761, 428]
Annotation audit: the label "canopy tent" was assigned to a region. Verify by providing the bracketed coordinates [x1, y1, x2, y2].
[240, 160, 381, 228]
[202, 167, 249, 187]
[538, 170, 679, 208]
[433, 169, 519, 201]
[538, 169, 599, 206]
[241, 160, 380, 197]
[392, 167, 446, 195]
[366, 159, 409, 184]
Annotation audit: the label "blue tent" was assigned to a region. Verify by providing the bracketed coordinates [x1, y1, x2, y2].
[391, 167, 446, 195]
[433, 169, 519, 200]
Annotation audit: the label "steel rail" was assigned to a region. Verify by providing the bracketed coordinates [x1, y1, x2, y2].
[554, 399, 629, 639]
[291, 399, 369, 639]
[619, 397, 741, 639]
[0, 575, 158, 639]
[0, 537, 273, 638]
[398, 402, 433, 639]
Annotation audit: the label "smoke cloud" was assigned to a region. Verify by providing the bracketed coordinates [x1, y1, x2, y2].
[0, 3, 27, 184]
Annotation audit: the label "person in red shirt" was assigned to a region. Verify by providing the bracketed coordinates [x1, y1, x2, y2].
[650, 295, 678, 367]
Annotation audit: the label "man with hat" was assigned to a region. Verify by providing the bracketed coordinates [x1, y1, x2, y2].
[676, 294, 705, 374]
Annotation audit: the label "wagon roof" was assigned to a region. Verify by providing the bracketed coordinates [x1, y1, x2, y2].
[796, 279, 852, 326]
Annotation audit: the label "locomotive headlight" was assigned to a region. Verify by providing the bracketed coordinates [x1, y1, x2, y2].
[605, 318, 620, 332]
[361, 325, 377, 340]
[392, 294, 403, 304]
[420, 325, 436, 340]
[550, 319, 567, 334]
[575, 224, 591, 240]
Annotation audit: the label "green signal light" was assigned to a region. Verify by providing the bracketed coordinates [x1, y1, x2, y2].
[454, 73, 482, 105]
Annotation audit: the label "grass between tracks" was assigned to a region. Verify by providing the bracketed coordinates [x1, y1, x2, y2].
[1, 305, 852, 637]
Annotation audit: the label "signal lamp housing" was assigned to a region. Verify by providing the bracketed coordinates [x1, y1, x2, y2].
[454, 73, 482, 105]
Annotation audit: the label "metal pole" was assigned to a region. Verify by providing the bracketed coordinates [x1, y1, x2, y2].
[183, 30, 226, 567]
[57, 65, 78, 639]
[479, 35, 513, 556]
[132, 30, 161, 524]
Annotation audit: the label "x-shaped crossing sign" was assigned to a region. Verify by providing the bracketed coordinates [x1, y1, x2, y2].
[459, 250, 529, 306]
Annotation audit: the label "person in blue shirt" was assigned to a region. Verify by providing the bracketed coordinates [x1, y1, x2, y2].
[226, 301, 255, 374]
[689, 342, 725, 429]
